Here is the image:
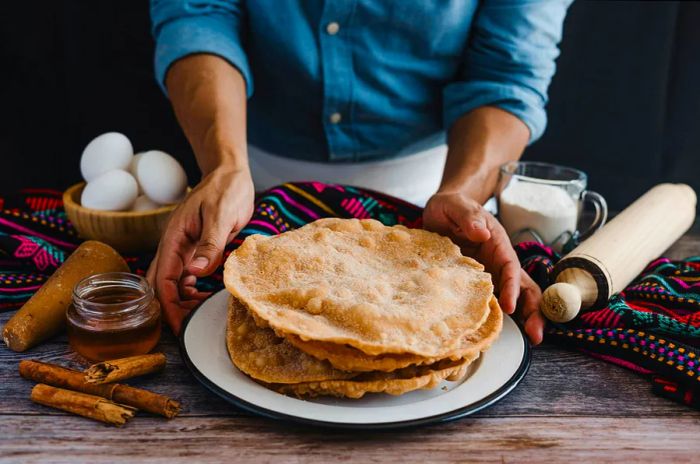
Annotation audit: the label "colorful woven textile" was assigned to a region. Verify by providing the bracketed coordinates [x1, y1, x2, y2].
[0, 189, 79, 311]
[1, 183, 699, 408]
[0, 183, 424, 304]
[517, 243, 700, 407]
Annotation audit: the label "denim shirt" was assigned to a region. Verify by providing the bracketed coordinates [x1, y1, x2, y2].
[151, 0, 572, 162]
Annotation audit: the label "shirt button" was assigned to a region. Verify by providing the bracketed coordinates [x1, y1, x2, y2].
[329, 112, 342, 124]
[326, 22, 340, 35]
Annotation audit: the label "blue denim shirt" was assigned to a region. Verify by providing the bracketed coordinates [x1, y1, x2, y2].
[151, 0, 571, 162]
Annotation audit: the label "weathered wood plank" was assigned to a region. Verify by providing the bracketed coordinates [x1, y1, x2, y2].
[0, 234, 698, 463]
[1, 415, 698, 463]
[0, 327, 241, 418]
[1, 326, 696, 418]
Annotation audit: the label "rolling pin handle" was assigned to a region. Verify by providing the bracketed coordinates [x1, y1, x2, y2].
[541, 283, 582, 323]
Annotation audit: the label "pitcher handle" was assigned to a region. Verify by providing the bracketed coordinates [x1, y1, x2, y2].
[578, 190, 608, 241]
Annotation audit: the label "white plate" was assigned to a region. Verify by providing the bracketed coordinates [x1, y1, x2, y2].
[180, 290, 530, 429]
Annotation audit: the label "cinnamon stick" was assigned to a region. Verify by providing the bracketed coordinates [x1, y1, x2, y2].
[84, 353, 166, 384]
[31, 384, 136, 426]
[112, 383, 180, 419]
[20, 360, 180, 418]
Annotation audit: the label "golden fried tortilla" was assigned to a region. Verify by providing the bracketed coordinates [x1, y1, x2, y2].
[224, 218, 493, 358]
[284, 296, 503, 372]
[226, 296, 357, 384]
[269, 355, 478, 399]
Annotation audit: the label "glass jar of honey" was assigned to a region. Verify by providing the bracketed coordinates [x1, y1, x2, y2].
[67, 272, 161, 362]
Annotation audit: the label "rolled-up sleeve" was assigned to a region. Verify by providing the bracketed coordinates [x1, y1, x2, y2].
[443, 0, 572, 143]
[150, 0, 253, 97]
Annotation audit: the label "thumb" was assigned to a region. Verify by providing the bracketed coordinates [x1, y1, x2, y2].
[463, 216, 491, 243]
[453, 206, 491, 243]
[188, 219, 230, 276]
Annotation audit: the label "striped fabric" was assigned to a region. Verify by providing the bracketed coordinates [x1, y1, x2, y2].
[517, 242, 700, 407]
[1, 182, 699, 408]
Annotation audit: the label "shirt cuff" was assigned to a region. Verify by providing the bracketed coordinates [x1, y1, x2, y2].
[443, 81, 547, 144]
[154, 15, 253, 98]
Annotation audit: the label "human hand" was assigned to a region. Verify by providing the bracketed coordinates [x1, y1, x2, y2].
[146, 165, 255, 335]
[423, 190, 545, 344]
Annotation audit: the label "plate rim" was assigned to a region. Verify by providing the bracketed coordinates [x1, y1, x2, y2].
[178, 291, 531, 430]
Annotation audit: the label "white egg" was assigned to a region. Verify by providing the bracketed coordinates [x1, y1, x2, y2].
[80, 170, 138, 211]
[80, 132, 134, 182]
[135, 150, 188, 204]
[131, 195, 162, 212]
[129, 152, 146, 194]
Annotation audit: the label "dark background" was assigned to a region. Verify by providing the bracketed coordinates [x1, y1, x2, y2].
[1, 1, 698, 211]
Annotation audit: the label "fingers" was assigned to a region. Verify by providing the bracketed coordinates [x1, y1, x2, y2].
[463, 216, 491, 243]
[179, 274, 212, 301]
[153, 218, 197, 335]
[189, 205, 238, 276]
[158, 264, 209, 336]
[452, 204, 492, 244]
[423, 193, 491, 244]
[489, 221, 519, 314]
[524, 310, 546, 346]
[181, 274, 196, 287]
[179, 274, 197, 299]
[424, 191, 547, 345]
[519, 271, 545, 345]
[151, 168, 255, 335]
[497, 257, 520, 315]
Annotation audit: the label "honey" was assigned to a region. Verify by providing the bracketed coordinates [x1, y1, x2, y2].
[67, 272, 161, 362]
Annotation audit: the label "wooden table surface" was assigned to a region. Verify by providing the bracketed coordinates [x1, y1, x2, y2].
[1, 235, 699, 463]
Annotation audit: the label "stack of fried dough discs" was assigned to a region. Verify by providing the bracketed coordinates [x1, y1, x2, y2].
[223, 218, 503, 399]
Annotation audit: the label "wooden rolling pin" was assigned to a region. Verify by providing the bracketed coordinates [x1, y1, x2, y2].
[541, 183, 697, 323]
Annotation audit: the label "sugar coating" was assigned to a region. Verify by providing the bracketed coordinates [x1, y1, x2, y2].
[285, 297, 503, 372]
[225, 297, 356, 384]
[226, 295, 497, 398]
[224, 218, 494, 357]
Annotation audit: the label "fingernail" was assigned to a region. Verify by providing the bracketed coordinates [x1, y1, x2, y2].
[472, 220, 485, 230]
[191, 257, 209, 270]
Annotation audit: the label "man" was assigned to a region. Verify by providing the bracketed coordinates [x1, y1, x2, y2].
[148, 0, 572, 342]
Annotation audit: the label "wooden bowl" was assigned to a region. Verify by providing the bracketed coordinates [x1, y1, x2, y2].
[63, 182, 179, 253]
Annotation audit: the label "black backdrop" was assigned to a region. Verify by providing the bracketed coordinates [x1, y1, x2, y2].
[1, 1, 699, 211]
[0, 1, 196, 191]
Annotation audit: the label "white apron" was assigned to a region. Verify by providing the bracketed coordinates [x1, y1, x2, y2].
[248, 144, 448, 207]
